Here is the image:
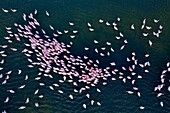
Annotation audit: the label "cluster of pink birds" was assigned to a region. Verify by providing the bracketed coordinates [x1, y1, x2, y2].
[0, 8, 167, 113]
[154, 62, 170, 108]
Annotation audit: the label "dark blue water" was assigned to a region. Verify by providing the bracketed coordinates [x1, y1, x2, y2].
[0, 0, 170, 113]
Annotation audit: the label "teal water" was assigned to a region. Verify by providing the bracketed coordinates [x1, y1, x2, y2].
[0, 0, 170, 113]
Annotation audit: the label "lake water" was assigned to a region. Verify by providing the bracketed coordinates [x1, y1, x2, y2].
[0, 0, 170, 113]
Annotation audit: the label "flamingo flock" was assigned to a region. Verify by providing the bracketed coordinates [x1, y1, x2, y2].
[0, 8, 168, 113]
